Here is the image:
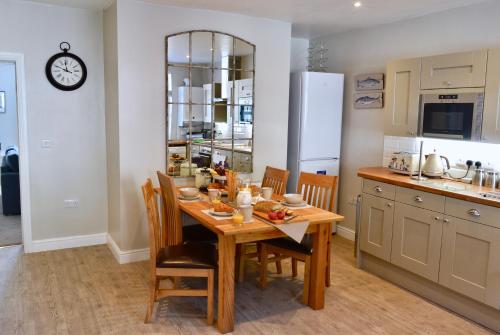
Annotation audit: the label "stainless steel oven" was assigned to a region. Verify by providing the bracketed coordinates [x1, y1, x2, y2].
[419, 89, 484, 141]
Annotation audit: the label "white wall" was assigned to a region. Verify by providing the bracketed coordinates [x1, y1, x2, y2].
[290, 38, 309, 73]
[0, 0, 107, 240]
[0, 61, 18, 155]
[314, 0, 500, 231]
[110, 0, 292, 250]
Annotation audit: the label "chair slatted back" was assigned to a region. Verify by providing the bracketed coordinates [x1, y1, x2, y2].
[297, 172, 338, 212]
[261, 166, 290, 196]
[157, 171, 183, 246]
[141, 179, 161, 268]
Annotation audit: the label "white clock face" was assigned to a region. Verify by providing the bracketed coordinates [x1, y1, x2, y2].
[50, 56, 83, 87]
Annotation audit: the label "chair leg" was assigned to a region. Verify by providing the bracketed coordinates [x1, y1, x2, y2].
[257, 243, 262, 262]
[303, 255, 311, 305]
[292, 258, 298, 277]
[144, 277, 157, 323]
[274, 253, 283, 274]
[207, 269, 214, 325]
[259, 244, 269, 289]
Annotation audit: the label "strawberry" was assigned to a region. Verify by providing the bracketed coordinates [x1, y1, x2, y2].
[268, 212, 278, 220]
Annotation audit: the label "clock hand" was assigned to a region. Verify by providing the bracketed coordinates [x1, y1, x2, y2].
[55, 65, 67, 71]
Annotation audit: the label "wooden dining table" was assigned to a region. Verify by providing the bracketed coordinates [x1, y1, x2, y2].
[178, 195, 344, 333]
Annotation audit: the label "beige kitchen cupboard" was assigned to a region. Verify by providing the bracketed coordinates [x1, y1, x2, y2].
[439, 216, 500, 309]
[359, 193, 394, 262]
[391, 203, 443, 282]
[483, 48, 500, 143]
[359, 178, 500, 310]
[384, 58, 421, 137]
[420, 50, 488, 89]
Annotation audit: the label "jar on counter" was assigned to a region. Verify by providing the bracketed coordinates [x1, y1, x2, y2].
[484, 171, 497, 189]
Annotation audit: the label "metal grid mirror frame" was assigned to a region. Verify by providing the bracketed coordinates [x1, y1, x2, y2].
[165, 30, 255, 177]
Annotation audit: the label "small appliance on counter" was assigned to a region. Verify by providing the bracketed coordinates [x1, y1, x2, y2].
[388, 152, 422, 176]
[422, 151, 450, 178]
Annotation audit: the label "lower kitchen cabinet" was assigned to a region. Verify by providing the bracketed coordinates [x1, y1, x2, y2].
[439, 216, 500, 309]
[391, 203, 443, 282]
[360, 193, 394, 262]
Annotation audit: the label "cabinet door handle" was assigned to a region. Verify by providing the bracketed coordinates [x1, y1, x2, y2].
[386, 203, 393, 208]
[414, 196, 423, 203]
[434, 216, 441, 221]
[374, 186, 383, 193]
[467, 209, 481, 217]
[443, 218, 450, 223]
[444, 81, 452, 87]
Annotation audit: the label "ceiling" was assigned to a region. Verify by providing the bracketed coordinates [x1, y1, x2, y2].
[27, 0, 489, 37]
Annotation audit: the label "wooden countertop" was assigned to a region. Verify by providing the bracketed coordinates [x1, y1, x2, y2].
[358, 167, 500, 208]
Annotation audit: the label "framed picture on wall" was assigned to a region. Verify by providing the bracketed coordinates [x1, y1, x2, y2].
[0, 91, 5, 113]
[353, 92, 384, 109]
[355, 73, 384, 91]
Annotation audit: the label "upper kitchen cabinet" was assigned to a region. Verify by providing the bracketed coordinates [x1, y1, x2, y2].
[482, 48, 500, 143]
[384, 57, 421, 137]
[421, 50, 487, 89]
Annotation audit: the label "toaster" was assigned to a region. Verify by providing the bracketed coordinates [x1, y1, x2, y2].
[388, 152, 422, 176]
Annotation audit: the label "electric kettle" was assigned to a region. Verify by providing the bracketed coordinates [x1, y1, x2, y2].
[422, 151, 450, 178]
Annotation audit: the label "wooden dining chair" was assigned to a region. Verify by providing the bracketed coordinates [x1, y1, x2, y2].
[261, 166, 290, 196]
[157, 171, 217, 245]
[259, 172, 338, 303]
[142, 178, 216, 324]
[236, 166, 290, 283]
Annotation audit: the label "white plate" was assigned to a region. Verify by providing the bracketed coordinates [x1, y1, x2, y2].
[178, 195, 201, 201]
[283, 201, 307, 207]
[209, 208, 233, 217]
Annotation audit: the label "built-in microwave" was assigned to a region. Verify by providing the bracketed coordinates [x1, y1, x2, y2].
[418, 89, 484, 141]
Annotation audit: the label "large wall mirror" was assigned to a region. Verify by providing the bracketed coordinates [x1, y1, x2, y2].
[166, 31, 255, 177]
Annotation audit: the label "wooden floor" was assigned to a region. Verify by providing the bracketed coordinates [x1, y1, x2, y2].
[0, 236, 495, 335]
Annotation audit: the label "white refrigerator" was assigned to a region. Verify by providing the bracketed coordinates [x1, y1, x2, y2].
[287, 72, 344, 213]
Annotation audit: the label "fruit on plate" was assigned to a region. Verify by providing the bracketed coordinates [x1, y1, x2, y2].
[268, 212, 278, 220]
[254, 201, 283, 213]
[276, 210, 286, 220]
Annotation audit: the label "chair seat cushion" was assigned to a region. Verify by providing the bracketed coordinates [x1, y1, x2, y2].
[157, 244, 217, 269]
[264, 235, 313, 255]
[183, 224, 218, 244]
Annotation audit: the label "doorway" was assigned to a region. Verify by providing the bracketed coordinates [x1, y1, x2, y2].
[0, 61, 21, 246]
[0, 53, 31, 250]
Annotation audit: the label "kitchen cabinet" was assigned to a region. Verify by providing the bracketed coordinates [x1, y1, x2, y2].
[384, 58, 421, 137]
[421, 50, 487, 89]
[360, 193, 394, 262]
[439, 216, 500, 309]
[482, 48, 500, 143]
[391, 203, 443, 282]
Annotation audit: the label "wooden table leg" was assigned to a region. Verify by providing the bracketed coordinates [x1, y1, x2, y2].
[308, 222, 329, 309]
[217, 234, 236, 333]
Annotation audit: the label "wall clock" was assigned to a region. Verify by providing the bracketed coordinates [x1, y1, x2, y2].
[45, 42, 87, 91]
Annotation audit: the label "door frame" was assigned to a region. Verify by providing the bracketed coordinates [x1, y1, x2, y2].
[0, 52, 32, 251]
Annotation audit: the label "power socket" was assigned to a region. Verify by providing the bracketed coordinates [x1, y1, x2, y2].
[64, 199, 79, 208]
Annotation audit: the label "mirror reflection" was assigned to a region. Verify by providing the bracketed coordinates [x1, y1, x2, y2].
[166, 31, 254, 177]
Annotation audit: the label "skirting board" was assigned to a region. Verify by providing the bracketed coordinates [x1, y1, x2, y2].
[107, 234, 149, 264]
[335, 225, 355, 241]
[29, 232, 107, 253]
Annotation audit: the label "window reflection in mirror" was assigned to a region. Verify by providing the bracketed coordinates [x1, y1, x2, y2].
[166, 31, 254, 177]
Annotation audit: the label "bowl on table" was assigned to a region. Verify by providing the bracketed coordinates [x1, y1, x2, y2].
[179, 187, 199, 198]
[283, 193, 303, 204]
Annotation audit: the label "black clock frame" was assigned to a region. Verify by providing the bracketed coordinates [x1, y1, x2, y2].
[45, 42, 87, 91]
